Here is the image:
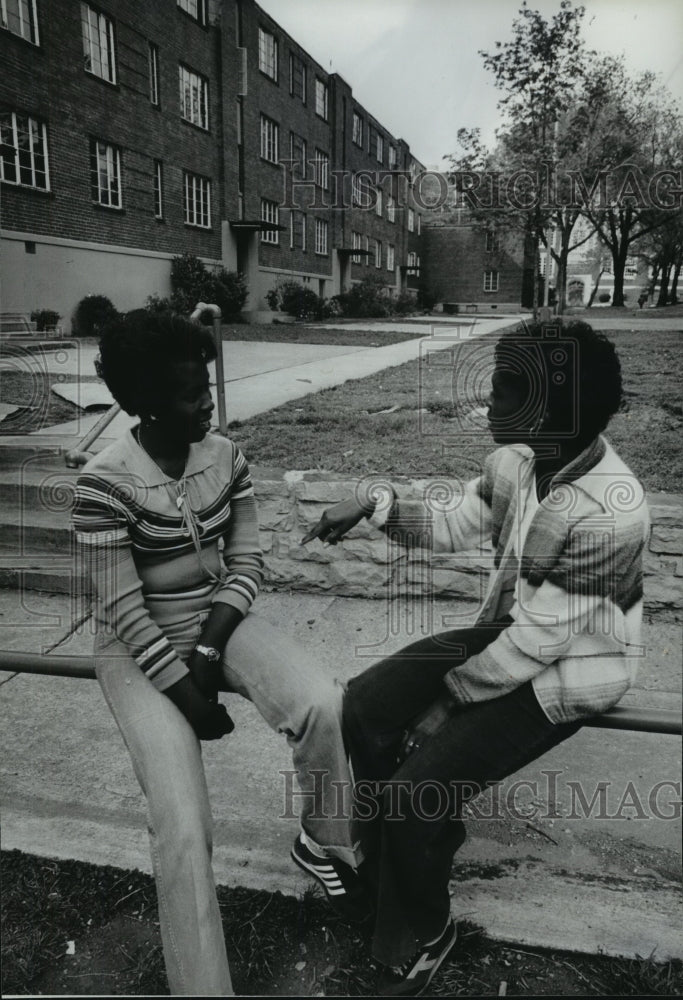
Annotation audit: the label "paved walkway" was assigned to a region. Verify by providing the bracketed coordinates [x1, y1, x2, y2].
[6, 315, 518, 445]
[0, 587, 681, 960]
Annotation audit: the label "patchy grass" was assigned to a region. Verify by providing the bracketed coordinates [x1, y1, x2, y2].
[221, 321, 427, 346]
[3, 851, 682, 997]
[231, 327, 683, 493]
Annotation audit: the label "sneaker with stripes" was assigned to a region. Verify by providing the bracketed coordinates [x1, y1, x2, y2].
[290, 833, 372, 923]
[377, 916, 457, 996]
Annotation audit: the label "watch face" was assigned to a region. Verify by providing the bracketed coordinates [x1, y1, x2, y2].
[206, 647, 220, 662]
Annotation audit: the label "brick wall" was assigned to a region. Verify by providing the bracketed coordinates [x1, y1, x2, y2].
[423, 224, 527, 307]
[251, 468, 683, 621]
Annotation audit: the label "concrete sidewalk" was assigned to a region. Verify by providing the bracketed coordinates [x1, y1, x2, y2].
[1, 586, 681, 962]
[10, 315, 516, 445]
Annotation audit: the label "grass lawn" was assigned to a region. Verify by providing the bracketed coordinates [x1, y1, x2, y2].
[3, 851, 682, 997]
[230, 327, 683, 493]
[221, 321, 427, 346]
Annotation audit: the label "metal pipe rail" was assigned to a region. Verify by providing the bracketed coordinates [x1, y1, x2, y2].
[1, 651, 680, 735]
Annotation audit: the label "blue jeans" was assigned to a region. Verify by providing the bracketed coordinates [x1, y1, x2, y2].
[342, 624, 581, 967]
[96, 610, 356, 996]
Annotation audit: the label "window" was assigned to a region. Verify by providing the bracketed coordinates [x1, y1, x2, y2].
[388, 145, 397, 169]
[81, 3, 116, 83]
[364, 234, 369, 264]
[290, 52, 306, 102]
[183, 171, 211, 227]
[314, 148, 329, 189]
[260, 114, 279, 163]
[177, 0, 206, 23]
[387, 194, 395, 223]
[352, 230, 362, 263]
[154, 160, 163, 218]
[374, 239, 382, 269]
[1, 0, 39, 43]
[179, 64, 209, 129]
[407, 251, 418, 271]
[352, 112, 363, 146]
[485, 230, 499, 252]
[290, 209, 306, 250]
[148, 43, 159, 106]
[376, 132, 383, 163]
[0, 111, 49, 189]
[90, 139, 121, 207]
[315, 78, 328, 120]
[315, 218, 328, 254]
[375, 187, 383, 217]
[387, 244, 395, 272]
[408, 207, 415, 232]
[483, 269, 499, 292]
[258, 27, 277, 81]
[352, 174, 369, 208]
[261, 198, 279, 243]
[290, 132, 307, 177]
[417, 212, 421, 235]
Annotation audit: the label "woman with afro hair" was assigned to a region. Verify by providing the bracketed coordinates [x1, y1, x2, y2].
[303, 320, 650, 996]
[72, 310, 366, 995]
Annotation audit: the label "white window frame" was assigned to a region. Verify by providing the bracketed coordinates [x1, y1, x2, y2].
[290, 209, 306, 250]
[260, 114, 279, 163]
[315, 78, 328, 120]
[1, 0, 39, 43]
[417, 212, 421, 235]
[0, 111, 50, 190]
[364, 234, 369, 265]
[483, 269, 499, 292]
[352, 230, 362, 264]
[154, 159, 163, 219]
[177, 0, 206, 23]
[258, 27, 278, 81]
[289, 52, 306, 102]
[485, 230, 499, 252]
[352, 112, 363, 146]
[261, 198, 279, 244]
[179, 64, 209, 130]
[149, 42, 159, 106]
[408, 207, 415, 232]
[184, 171, 211, 228]
[387, 193, 395, 223]
[375, 187, 383, 217]
[388, 145, 397, 169]
[376, 133, 383, 163]
[387, 244, 395, 272]
[375, 239, 382, 269]
[314, 148, 329, 189]
[315, 218, 328, 255]
[90, 139, 121, 208]
[81, 3, 116, 84]
[290, 132, 307, 177]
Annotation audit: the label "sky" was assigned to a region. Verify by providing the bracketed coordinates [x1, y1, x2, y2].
[256, 0, 683, 168]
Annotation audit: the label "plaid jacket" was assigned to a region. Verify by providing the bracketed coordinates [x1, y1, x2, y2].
[369, 437, 649, 723]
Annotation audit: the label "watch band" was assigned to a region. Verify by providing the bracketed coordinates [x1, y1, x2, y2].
[195, 644, 221, 663]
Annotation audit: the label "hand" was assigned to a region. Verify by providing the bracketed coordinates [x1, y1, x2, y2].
[165, 674, 235, 741]
[187, 649, 221, 702]
[301, 498, 370, 547]
[399, 695, 455, 762]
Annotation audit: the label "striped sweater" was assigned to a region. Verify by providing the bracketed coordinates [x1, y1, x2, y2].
[369, 436, 650, 724]
[72, 429, 263, 691]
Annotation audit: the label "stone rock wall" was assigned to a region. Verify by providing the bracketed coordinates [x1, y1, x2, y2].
[252, 469, 683, 620]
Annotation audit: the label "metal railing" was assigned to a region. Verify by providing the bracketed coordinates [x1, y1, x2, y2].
[64, 302, 226, 468]
[0, 650, 679, 735]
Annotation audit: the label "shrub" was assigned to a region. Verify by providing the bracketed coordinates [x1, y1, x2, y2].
[335, 274, 394, 318]
[267, 279, 327, 320]
[145, 294, 173, 313]
[30, 309, 61, 331]
[417, 283, 439, 311]
[72, 295, 119, 337]
[393, 293, 417, 316]
[598, 292, 611, 303]
[170, 253, 247, 317]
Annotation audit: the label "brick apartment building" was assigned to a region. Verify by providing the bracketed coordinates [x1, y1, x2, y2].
[0, 0, 426, 328]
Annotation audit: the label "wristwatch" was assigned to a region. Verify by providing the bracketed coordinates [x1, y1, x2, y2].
[195, 644, 221, 663]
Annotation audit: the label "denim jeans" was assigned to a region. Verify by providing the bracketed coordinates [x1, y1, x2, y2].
[96, 610, 356, 996]
[342, 623, 581, 968]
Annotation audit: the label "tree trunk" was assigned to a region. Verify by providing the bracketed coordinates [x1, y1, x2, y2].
[611, 244, 629, 307]
[587, 268, 605, 307]
[671, 260, 681, 305]
[656, 262, 672, 307]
